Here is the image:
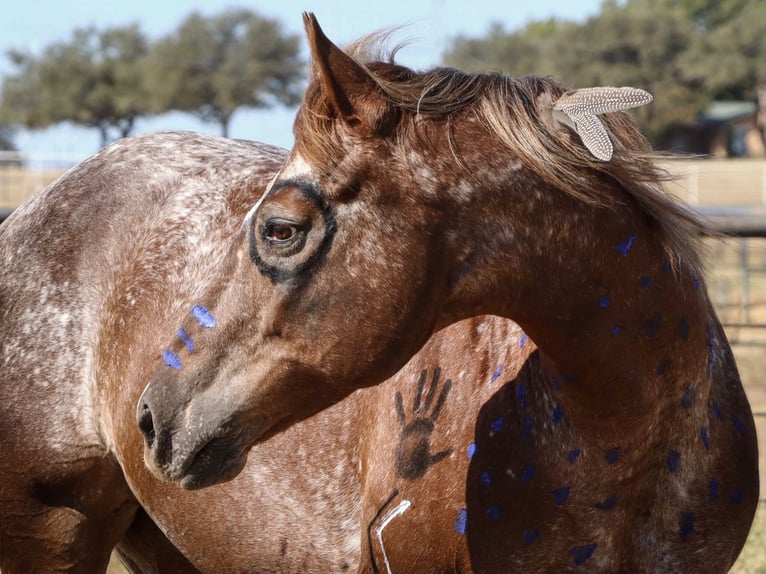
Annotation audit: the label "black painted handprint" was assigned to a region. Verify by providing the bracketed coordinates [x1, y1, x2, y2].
[395, 368, 453, 480]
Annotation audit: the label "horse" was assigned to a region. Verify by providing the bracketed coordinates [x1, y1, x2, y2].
[0, 130, 554, 573]
[137, 13, 760, 573]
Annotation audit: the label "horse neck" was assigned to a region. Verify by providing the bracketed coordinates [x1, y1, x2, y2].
[446, 180, 711, 417]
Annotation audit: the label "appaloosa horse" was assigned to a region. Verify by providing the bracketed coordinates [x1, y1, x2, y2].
[0, 131, 560, 573]
[137, 14, 759, 573]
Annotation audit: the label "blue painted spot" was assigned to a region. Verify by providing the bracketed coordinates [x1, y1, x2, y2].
[644, 315, 662, 337]
[667, 450, 681, 474]
[516, 383, 527, 408]
[491, 416, 505, 432]
[598, 296, 611, 309]
[593, 494, 619, 510]
[521, 415, 533, 440]
[709, 479, 719, 501]
[732, 416, 745, 436]
[481, 472, 491, 488]
[570, 544, 597, 565]
[561, 372, 574, 385]
[701, 427, 710, 449]
[552, 405, 564, 424]
[568, 449, 582, 463]
[730, 489, 743, 503]
[678, 317, 690, 341]
[177, 327, 195, 352]
[663, 260, 672, 273]
[616, 233, 637, 256]
[605, 448, 620, 465]
[712, 401, 724, 420]
[639, 276, 653, 287]
[520, 333, 528, 348]
[454, 509, 468, 534]
[551, 374, 561, 390]
[657, 360, 670, 375]
[693, 276, 701, 289]
[521, 464, 536, 482]
[679, 512, 695, 540]
[681, 386, 696, 409]
[191, 305, 217, 328]
[490, 365, 503, 384]
[611, 325, 622, 336]
[487, 504, 501, 520]
[467, 442, 477, 459]
[163, 349, 182, 370]
[523, 529, 540, 544]
[553, 486, 570, 505]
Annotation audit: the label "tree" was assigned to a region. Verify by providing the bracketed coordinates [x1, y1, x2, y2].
[0, 25, 151, 147]
[0, 125, 15, 151]
[144, 9, 303, 137]
[442, 0, 765, 147]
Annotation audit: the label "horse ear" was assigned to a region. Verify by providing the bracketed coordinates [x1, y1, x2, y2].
[303, 13, 396, 135]
[552, 87, 653, 161]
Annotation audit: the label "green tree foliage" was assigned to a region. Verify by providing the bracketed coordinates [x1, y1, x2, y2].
[144, 9, 303, 137]
[443, 0, 766, 146]
[0, 25, 150, 147]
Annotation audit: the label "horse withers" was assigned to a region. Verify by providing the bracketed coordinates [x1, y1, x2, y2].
[137, 14, 759, 573]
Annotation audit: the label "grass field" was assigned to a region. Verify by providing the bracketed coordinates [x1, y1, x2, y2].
[2, 158, 764, 573]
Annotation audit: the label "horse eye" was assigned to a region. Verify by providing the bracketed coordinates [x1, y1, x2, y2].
[265, 221, 298, 244]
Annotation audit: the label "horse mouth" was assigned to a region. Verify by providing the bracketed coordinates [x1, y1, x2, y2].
[175, 434, 250, 490]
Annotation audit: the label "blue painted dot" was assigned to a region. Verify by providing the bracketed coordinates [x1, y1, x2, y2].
[639, 276, 653, 287]
[678, 317, 690, 341]
[523, 529, 540, 544]
[191, 305, 217, 328]
[667, 450, 681, 474]
[681, 386, 696, 409]
[568, 449, 582, 463]
[693, 276, 701, 289]
[491, 416, 505, 432]
[553, 486, 570, 505]
[611, 325, 622, 336]
[561, 372, 574, 385]
[616, 233, 636, 256]
[645, 315, 662, 337]
[454, 508, 468, 534]
[466, 442, 477, 459]
[598, 296, 611, 309]
[519, 333, 528, 348]
[605, 448, 620, 465]
[516, 383, 527, 408]
[162, 349, 182, 370]
[663, 260, 672, 273]
[521, 415, 533, 440]
[490, 365, 503, 384]
[551, 374, 561, 390]
[177, 327, 195, 352]
[480, 472, 491, 488]
[570, 543, 597, 565]
[732, 416, 745, 436]
[679, 512, 695, 540]
[521, 464, 536, 483]
[701, 427, 709, 449]
[487, 504, 501, 520]
[657, 360, 670, 375]
[730, 489, 743, 503]
[712, 401, 724, 420]
[552, 405, 564, 424]
[593, 494, 618, 510]
[709, 479, 719, 501]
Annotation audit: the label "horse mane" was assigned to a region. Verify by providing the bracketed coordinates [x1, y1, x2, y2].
[299, 33, 708, 277]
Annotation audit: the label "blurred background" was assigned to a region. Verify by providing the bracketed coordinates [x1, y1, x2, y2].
[0, 0, 763, 572]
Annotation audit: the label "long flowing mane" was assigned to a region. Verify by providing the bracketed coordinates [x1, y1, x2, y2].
[299, 34, 708, 277]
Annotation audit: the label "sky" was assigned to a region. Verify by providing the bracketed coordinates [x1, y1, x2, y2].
[2, 0, 604, 161]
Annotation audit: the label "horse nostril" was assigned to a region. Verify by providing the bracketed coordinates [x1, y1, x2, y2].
[138, 401, 156, 447]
